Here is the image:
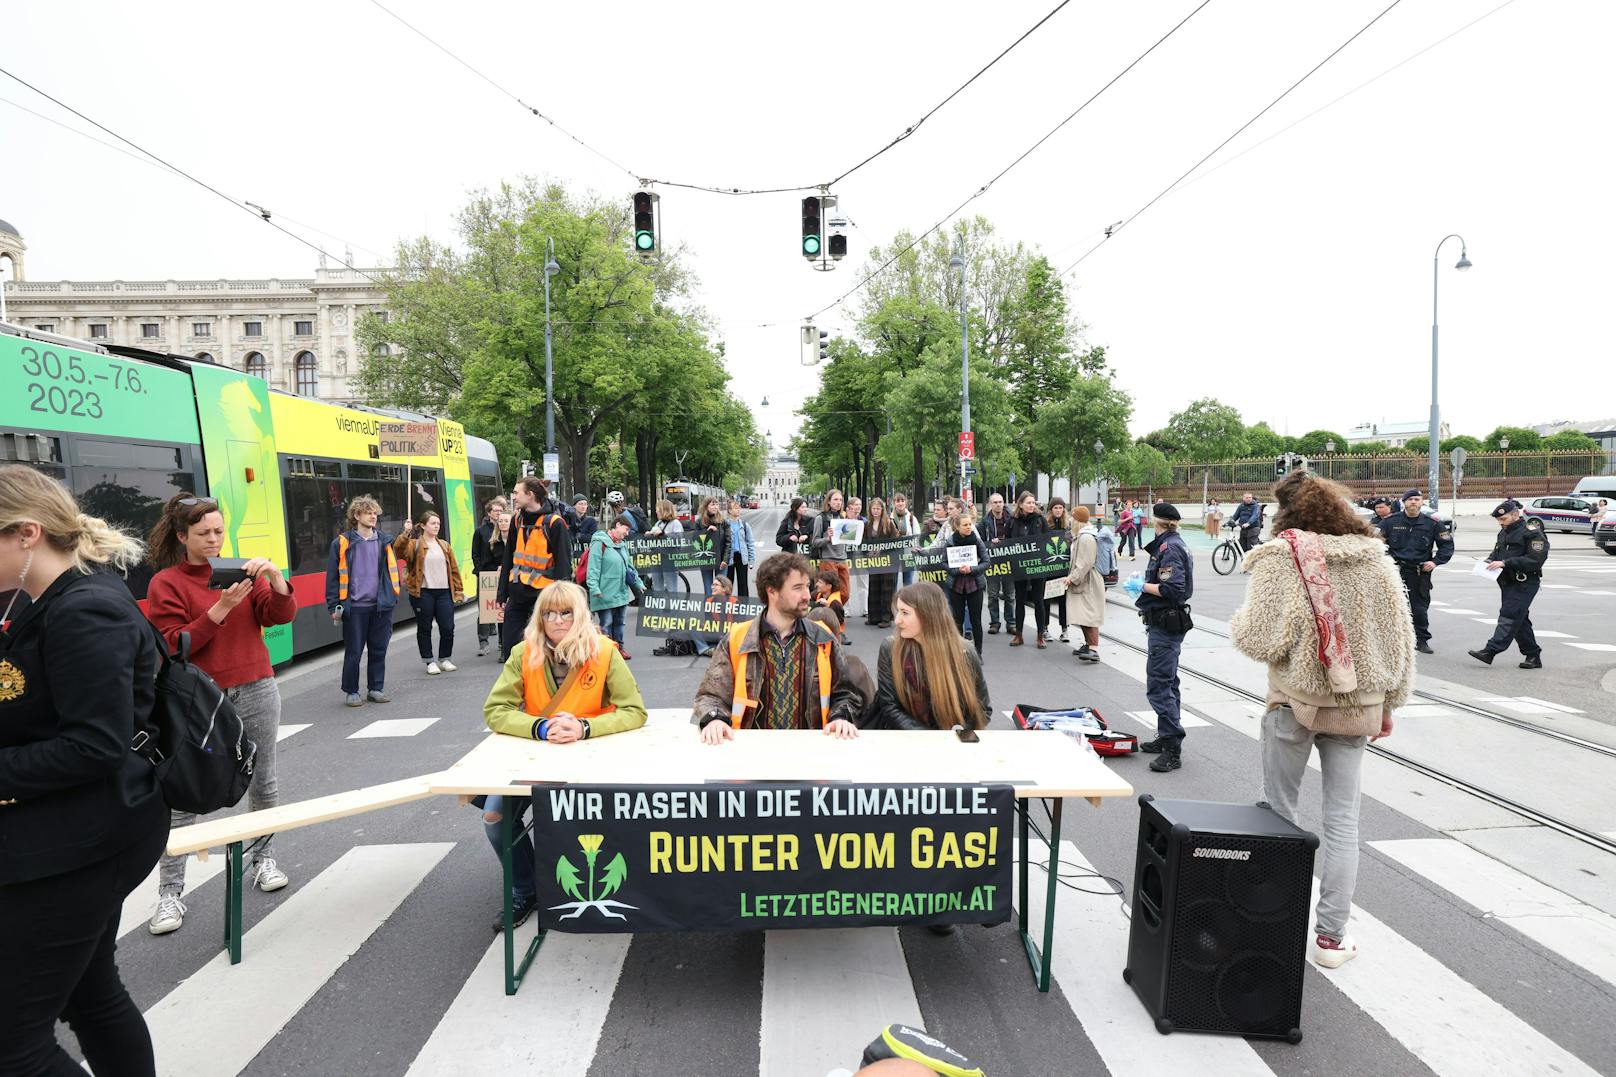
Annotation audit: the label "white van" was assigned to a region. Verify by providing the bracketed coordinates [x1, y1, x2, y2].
[1571, 476, 1616, 501]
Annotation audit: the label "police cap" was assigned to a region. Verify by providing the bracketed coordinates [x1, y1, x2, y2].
[1403, 488, 1422, 500]
[1491, 499, 1523, 518]
[1152, 502, 1181, 522]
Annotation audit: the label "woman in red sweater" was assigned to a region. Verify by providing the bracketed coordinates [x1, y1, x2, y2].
[142, 493, 297, 936]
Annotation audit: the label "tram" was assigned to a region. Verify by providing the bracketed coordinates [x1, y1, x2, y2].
[663, 478, 725, 522]
[0, 322, 501, 663]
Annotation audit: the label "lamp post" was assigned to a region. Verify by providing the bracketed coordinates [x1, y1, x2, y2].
[950, 245, 969, 503]
[1500, 435, 1509, 488]
[1093, 438, 1105, 516]
[1429, 234, 1472, 510]
[1325, 439, 1336, 481]
[543, 238, 560, 457]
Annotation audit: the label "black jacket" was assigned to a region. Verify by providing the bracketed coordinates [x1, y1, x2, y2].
[690, 516, 731, 570]
[471, 519, 502, 573]
[497, 504, 574, 602]
[776, 512, 810, 554]
[873, 637, 992, 730]
[943, 529, 990, 589]
[1489, 517, 1550, 581]
[1008, 510, 1047, 542]
[0, 569, 168, 884]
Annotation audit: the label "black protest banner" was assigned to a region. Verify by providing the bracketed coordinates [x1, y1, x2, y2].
[848, 536, 921, 575]
[631, 533, 720, 573]
[906, 538, 1067, 584]
[634, 593, 764, 638]
[532, 783, 1014, 933]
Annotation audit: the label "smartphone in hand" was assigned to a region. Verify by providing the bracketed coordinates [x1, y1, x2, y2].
[207, 557, 254, 590]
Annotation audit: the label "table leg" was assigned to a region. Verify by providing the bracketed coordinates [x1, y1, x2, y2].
[223, 840, 243, 965]
[1017, 798, 1062, 992]
[501, 799, 547, 996]
[1017, 798, 1030, 938]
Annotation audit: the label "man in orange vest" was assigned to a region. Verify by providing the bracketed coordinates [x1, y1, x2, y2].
[496, 477, 573, 661]
[324, 495, 402, 706]
[693, 553, 864, 744]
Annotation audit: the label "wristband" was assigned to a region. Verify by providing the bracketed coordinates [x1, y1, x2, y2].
[581, 719, 592, 740]
[537, 719, 551, 741]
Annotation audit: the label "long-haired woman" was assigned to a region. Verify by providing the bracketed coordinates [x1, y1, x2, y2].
[648, 499, 684, 595]
[478, 581, 647, 928]
[1007, 490, 1049, 648]
[692, 496, 729, 595]
[942, 509, 990, 658]
[394, 509, 466, 675]
[863, 497, 899, 628]
[0, 466, 168, 1075]
[875, 583, 992, 731]
[1042, 497, 1072, 643]
[143, 492, 299, 935]
[1231, 470, 1413, 970]
[776, 497, 809, 554]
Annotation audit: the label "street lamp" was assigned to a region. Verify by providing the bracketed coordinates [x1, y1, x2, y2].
[1429, 234, 1471, 510]
[951, 246, 969, 502]
[1093, 438, 1104, 514]
[1500, 435, 1509, 486]
[544, 238, 560, 457]
[1325, 439, 1335, 480]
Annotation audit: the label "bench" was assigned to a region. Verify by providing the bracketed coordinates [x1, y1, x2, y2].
[166, 776, 440, 963]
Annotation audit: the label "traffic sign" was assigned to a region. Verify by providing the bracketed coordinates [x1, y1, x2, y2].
[543, 453, 560, 483]
[1449, 446, 1469, 468]
[958, 431, 975, 460]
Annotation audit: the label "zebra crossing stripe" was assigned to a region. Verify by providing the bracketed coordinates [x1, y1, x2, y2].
[1371, 839, 1616, 987]
[1301, 876, 1602, 1077]
[1019, 839, 1277, 1076]
[142, 842, 452, 1077]
[406, 931, 631, 1075]
[760, 928, 924, 1077]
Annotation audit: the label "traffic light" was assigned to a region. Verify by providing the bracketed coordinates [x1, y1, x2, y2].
[632, 190, 657, 255]
[818, 329, 829, 363]
[801, 196, 822, 259]
[1274, 454, 1288, 478]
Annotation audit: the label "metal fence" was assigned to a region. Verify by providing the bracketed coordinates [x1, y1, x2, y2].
[1117, 451, 1610, 503]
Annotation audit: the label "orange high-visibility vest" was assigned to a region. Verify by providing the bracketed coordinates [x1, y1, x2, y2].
[511, 514, 564, 589]
[727, 620, 832, 729]
[337, 533, 400, 602]
[522, 643, 618, 719]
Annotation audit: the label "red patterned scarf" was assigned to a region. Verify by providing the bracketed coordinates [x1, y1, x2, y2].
[1277, 529, 1358, 697]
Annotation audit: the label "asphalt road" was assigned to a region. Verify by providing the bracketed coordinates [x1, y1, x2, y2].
[78, 506, 1616, 1077]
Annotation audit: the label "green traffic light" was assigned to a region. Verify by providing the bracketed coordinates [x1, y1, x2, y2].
[635, 231, 655, 251]
[803, 235, 821, 255]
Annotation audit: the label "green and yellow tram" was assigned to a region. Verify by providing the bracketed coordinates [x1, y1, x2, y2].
[1, 322, 501, 663]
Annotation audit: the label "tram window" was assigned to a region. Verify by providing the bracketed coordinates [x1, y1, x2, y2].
[282, 473, 348, 576]
[77, 440, 182, 471]
[2, 432, 66, 470]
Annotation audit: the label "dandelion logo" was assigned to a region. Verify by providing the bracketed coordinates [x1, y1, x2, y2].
[552, 834, 638, 921]
[1045, 536, 1070, 561]
[692, 534, 714, 553]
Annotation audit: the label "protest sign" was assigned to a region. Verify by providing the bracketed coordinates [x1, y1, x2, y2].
[477, 571, 502, 624]
[907, 537, 1067, 584]
[945, 545, 978, 570]
[631, 533, 720, 574]
[829, 518, 864, 547]
[634, 592, 765, 638]
[848, 535, 920, 575]
[377, 420, 438, 458]
[532, 782, 1014, 933]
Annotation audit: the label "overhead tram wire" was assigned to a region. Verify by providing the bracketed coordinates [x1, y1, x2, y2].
[0, 64, 386, 285]
[1061, 0, 1406, 276]
[806, 0, 1214, 321]
[367, 0, 1077, 197]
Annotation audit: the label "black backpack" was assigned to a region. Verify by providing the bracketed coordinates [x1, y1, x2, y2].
[133, 625, 257, 815]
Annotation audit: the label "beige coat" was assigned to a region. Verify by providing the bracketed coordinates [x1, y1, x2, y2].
[1230, 532, 1416, 736]
[1064, 527, 1106, 627]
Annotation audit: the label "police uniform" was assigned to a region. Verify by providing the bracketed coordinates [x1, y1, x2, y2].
[1377, 489, 1454, 652]
[1469, 500, 1549, 669]
[1135, 503, 1194, 772]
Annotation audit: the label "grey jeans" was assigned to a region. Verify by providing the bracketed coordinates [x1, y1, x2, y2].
[158, 675, 283, 895]
[1260, 705, 1367, 942]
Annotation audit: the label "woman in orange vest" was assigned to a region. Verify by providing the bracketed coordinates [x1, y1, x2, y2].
[478, 581, 646, 929]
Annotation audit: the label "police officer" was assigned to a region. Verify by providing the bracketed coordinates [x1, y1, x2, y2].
[1136, 503, 1194, 773]
[1376, 488, 1453, 654]
[1469, 499, 1549, 669]
[1369, 497, 1394, 526]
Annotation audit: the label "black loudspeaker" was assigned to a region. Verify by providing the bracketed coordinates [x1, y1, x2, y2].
[1122, 795, 1318, 1044]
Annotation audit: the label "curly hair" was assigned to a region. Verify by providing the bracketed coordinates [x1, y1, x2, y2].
[1270, 471, 1373, 537]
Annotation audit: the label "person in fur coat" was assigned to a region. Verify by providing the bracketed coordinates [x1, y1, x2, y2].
[1230, 469, 1415, 972]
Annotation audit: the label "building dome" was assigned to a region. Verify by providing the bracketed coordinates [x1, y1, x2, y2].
[0, 219, 19, 239]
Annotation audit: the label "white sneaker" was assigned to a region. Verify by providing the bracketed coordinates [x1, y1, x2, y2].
[149, 894, 187, 935]
[438, 659, 457, 672]
[426, 660, 441, 675]
[1312, 933, 1358, 968]
[1058, 629, 1070, 643]
[254, 857, 290, 892]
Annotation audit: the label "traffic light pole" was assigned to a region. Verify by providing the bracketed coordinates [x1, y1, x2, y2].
[957, 245, 971, 502]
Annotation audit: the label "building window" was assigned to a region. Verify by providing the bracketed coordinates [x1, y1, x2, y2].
[89, 324, 108, 338]
[375, 310, 390, 324]
[141, 323, 160, 338]
[195, 352, 215, 364]
[244, 352, 267, 378]
[294, 351, 318, 397]
[371, 343, 389, 359]
[294, 320, 314, 336]
[34, 323, 55, 332]
[244, 321, 263, 337]
[193, 322, 211, 337]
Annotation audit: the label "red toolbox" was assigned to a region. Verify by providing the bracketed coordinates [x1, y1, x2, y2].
[1012, 703, 1138, 756]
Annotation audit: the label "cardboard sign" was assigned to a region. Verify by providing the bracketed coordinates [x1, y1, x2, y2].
[378, 420, 438, 458]
[945, 545, 979, 570]
[532, 782, 1014, 933]
[477, 570, 503, 624]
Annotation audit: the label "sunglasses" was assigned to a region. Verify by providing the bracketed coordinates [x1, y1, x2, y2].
[177, 497, 218, 508]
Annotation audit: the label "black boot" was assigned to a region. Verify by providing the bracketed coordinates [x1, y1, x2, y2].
[1467, 648, 1494, 665]
[1149, 750, 1182, 773]
[1416, 641, 1434, 654]
[1519, 654, 1543, 669]
[1139, 737, 1169, 754]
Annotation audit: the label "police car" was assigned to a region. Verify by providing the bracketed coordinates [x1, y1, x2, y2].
[1524, 496, 1600, 534]
[1596, 517, 1616, 555]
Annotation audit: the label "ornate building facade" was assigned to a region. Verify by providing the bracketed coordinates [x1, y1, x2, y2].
[0, 219, 386, 405]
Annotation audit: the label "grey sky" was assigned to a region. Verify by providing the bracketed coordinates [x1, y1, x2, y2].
[5, 0, 1611, 450]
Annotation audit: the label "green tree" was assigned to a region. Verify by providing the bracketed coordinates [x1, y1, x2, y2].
[1111, 442, 1172, 487]
[1483, 426, 1542, 451]
[1163, 399, 1247, 461]
[1543, 429, 1599, 451]
[1244, 422, 1286, 458]
[1348, 440, 1391, 455]
[1442, 434, 1486, 454]
[1031, 376, 1133, 492]
[1294, 429, 1348, 455]
[880, 333, 1019, 502]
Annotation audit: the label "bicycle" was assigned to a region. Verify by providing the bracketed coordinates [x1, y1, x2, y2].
[1211, 520, 1255, 576]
